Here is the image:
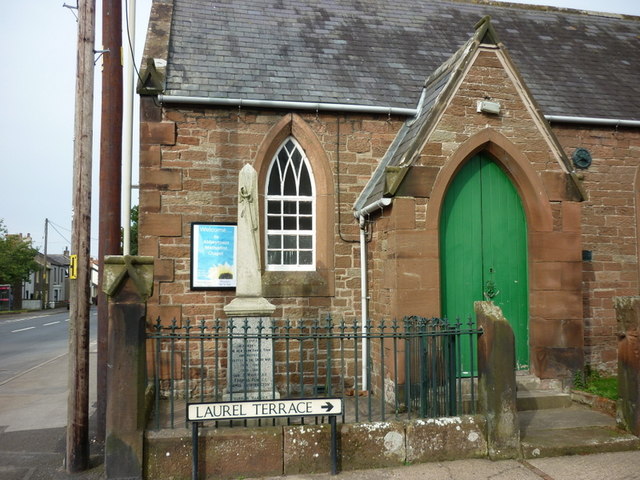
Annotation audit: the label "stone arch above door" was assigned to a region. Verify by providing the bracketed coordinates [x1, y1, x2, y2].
[426, 128, 553, 234]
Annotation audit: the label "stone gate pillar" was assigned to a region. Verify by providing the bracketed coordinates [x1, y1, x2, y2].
[475, 301, 520, 459]
[102, 256, 154, 480]
[614, 296, 640, 436]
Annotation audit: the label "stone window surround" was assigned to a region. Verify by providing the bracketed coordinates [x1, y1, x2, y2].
[254, 114, 335, 298]
[265, 136, 317, 271]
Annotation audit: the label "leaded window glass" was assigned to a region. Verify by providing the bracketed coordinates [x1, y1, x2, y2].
[265, 138, 315, 270]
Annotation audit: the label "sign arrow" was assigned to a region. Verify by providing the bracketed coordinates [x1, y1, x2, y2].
[321, 401, 334, 413]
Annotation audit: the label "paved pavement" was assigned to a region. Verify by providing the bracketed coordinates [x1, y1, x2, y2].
[250, 452, 640, 480]
[1, 310, 639, 479]
[0, 309, 103, 480]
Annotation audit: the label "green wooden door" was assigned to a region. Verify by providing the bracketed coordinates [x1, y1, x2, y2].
[440, 153, 529, 373]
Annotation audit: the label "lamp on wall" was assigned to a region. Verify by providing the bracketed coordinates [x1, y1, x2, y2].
[477, 99, 501, 115]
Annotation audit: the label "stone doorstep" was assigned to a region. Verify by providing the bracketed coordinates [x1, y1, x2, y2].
[515, 373, 564, 392]
[461, 389, 572, 412]
[515, 373, 572, 411]
[460, 389, 572, 413]
[516, 390, 572, 411]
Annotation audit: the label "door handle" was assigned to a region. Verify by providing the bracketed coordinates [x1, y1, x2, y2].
[484, 279, 499, 300]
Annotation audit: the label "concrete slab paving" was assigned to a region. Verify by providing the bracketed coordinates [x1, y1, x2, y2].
[0, 354, 70, 432]
[0, 345, 103, 479]
[0, 344, 97, 432]
[247, 451, 640, 480]
[252, 459, 541, 480]
[528, 450, 640, 480]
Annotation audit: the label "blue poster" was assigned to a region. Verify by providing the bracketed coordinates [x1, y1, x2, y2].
[191, 223, 237, 288]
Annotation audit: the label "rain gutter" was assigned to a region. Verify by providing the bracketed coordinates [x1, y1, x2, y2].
[545, 115, 640, 128]
[158, 94, 418, 117]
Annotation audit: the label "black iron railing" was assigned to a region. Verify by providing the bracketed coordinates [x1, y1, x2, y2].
[147, 316, 481, 429]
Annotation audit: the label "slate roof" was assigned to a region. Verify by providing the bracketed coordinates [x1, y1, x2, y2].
[47, 254, 70, 267]
[160, 0, 640, 121]
[354, 19, 487, 211]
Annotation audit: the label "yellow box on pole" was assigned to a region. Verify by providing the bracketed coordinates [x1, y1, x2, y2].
[69, 254, 78, 280]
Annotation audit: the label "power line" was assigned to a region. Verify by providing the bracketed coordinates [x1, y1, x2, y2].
[48, 221, 72, 246]
[124, 0, 143, 84]
[48, 219, 72, 232]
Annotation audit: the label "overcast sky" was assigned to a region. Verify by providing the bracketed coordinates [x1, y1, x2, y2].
[0, 0, 638, 257]
[0, 0, 152, 256]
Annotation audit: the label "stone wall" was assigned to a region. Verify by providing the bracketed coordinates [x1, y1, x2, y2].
[145, 416, 487, 479]
[139, 96, 403, 327]
[554, 127, 640, 373]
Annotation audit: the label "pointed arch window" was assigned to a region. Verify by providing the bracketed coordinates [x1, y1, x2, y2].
[265, 137, 315, 270]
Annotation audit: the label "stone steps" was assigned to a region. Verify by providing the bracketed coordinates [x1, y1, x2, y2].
[516, 373, 571, 411]
[519, 407, 640, 459]
[517, 390, 572, 411]
[516, 374, 640, 458]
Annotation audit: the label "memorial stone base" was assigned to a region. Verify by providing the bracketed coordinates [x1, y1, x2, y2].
[225, 316, 279, 400]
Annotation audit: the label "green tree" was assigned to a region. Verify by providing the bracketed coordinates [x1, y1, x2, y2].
[120, 205, 139, 255]
[0, 219, 40, 286]
[130, 205, 138, 255]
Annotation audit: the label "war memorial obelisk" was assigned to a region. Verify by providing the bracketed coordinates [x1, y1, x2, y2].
[224, 164, 276, 398]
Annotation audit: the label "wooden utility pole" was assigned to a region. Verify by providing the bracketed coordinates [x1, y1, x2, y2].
[41, 218, 48, 309]
[97, 0, 123, 440]
[66, 0, 95, 472]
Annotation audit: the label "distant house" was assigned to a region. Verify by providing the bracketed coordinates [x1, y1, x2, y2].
[137, 0, 640, 380]
[22, 250, 70, 310]
[90, 258, 99, 305]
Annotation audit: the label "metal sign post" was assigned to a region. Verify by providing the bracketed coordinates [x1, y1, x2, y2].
[188, 398, 343, 479]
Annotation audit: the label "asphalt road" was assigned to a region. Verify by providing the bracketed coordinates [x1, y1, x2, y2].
[0, 308, 97, 385]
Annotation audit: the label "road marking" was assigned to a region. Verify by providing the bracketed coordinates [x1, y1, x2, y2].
[1, 315, 46, 325]
[1, 311, 76, 325]
[11, 326, 36, 333]
[43, 321, 60, 326]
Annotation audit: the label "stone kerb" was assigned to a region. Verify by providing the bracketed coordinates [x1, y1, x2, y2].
[614, 296, 640, 436]
[475, 301, 520, 459]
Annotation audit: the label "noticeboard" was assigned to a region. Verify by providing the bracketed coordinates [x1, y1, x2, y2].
[190, 222, 237, 290]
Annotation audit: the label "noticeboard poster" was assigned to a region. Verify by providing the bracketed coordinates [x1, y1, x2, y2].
[191, 222, 237, 290]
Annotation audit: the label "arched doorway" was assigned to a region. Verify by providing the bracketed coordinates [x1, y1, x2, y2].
[440, 152, 529, 373]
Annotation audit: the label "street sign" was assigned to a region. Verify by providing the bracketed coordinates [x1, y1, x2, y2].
[188, 398, 342, 422]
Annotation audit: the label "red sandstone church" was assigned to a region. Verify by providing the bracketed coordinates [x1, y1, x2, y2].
[137, 0, 640, 381]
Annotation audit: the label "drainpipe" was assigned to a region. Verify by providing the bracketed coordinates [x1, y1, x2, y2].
[359, 218, 368, 391]
[354, 197, 392, 390]
[122, 0, 136, 255]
